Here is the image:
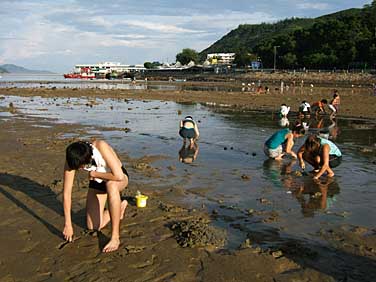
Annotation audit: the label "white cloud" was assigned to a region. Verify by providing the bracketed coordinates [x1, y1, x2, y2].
[122, 20, 199, 33]
[297, 2, 330, 10]
[0, 0, 369, 72]
[85, 16, 202, 34]
[78, 31, 147, 48]
[188, 11, 278, 29]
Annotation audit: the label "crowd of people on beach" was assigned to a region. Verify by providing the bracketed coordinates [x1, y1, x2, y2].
[264, 89, 342, 180]
[61, 89, 342, 253]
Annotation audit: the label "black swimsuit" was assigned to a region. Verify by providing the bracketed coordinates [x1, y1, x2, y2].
[319, 145, 342, 168]
[89, 166, 129, 192]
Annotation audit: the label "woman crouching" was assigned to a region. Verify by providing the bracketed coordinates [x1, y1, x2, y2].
[264, 124, 306, 160]
[63, 140, 129, 253]
[298, 135, 342, 180]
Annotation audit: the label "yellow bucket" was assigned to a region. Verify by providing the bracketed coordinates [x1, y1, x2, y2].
[135, 194, 148, 208]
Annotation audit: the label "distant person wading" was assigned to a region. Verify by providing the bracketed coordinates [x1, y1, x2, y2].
[179, 116, 200, 147]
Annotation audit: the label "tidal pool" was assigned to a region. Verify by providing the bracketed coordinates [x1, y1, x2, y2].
[1, 94, 375, 248]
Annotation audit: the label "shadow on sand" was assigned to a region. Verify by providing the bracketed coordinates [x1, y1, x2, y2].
[0, 172, 86, 239]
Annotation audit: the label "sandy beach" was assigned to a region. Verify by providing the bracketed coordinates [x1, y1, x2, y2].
[0, 83, 376, 281]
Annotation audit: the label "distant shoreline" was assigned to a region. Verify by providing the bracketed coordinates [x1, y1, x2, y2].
[1, 82, 375, 119]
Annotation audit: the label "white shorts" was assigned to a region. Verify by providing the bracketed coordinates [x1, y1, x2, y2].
[264, 144, 283, 159]
[328, 104, 337, 113]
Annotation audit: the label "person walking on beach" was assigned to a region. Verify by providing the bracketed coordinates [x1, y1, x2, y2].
[297, 134, 342, 180]
[63, 140, 129, 253]
[264, 124, 305, 160]
[179, 116, 200, 147]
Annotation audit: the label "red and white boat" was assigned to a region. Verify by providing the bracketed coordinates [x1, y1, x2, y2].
[64, 67, 95, 79]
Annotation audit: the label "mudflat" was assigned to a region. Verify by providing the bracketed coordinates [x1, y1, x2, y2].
[0, 83, 375, 281]
[1, 77, 376, 119]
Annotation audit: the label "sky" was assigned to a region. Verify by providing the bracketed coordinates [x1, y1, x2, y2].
[0, 0, 372, 73]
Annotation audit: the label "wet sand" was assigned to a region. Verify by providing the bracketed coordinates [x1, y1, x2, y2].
[1, 80, 376, 119]
[1, 97, 376, 281]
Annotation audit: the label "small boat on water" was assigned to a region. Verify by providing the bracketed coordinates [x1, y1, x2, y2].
[64, 67, 95, 79]
[64, 72, 95, 79]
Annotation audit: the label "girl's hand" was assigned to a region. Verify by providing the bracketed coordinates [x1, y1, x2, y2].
[63, 225, 74, 242]
[300, 161, 305, 170]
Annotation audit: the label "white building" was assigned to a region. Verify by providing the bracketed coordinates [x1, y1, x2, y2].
[206, 53, 236, 65]
[74, 62, 145, 74]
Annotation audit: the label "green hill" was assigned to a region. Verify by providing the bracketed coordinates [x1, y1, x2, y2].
[0, 67, 8, 73]
[201, 17, 315, 56]
[0, 64, 53, 74]
[200, 1, 376, 69]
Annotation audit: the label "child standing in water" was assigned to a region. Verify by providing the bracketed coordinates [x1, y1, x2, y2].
[264, 124, 305, 160]
[297, 134, 342, 179]
[179, 116, 200, 147]
[299, 101, 311, 116]
[328, 90, 340, 117]
[280, 103, 290, 118]
[63, 140, 129, 253]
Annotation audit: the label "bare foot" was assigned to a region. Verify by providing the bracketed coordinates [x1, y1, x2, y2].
[327, 173, 335, 177]
[103, 238, 120, 253]
[120, 200, 128, 220]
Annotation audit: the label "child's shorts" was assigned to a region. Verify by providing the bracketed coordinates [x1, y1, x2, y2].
[263, 144, 283, 159]
[328, 104, 337, 113]
[179, 128, 196, 139]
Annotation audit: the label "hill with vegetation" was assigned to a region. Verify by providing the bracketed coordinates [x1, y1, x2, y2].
[200, 1, 376, 70]
[0, 64, 53, 74]
[0, 67, 8, 73]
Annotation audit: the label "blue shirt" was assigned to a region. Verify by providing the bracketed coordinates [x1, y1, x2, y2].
[319, 137, 342, 157]
[265, 128, 290, 149]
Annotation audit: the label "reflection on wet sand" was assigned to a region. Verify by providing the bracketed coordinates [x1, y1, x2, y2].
[292, 177, 340, 217]
[263, 159, 340, 217]
[179, 141, 199, 164]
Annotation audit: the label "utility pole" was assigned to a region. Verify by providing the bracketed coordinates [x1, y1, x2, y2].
[273, 45, 280, 71]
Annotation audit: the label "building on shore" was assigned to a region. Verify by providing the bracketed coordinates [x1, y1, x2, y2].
[77, 62, 145, 74]
[206, 53, 236, 65]
[64, 62, 146, 79]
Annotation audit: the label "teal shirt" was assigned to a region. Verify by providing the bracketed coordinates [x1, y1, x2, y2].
[265, 128, 290, 149]
[319, 137, 342, 156]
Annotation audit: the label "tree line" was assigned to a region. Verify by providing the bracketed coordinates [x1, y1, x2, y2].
[166, 1, 376, 70]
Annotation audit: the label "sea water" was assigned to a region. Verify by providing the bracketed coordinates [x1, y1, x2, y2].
[0, 94, 375, 248]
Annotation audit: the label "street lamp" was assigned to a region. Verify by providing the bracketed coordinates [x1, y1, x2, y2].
[273, 45, 280, 71]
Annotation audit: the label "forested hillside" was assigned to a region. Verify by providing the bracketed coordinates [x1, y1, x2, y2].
[200, 1, 376, 69]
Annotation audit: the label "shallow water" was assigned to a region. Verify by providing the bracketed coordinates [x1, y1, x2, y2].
[1, 74, 373, 94]
[1, 93, 375, 248]
[0, 79, 241, 92]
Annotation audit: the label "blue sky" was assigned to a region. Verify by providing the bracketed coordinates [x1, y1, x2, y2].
[0, 0, 371, 73]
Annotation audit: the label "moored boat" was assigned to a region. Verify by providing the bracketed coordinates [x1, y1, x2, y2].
[63, 67, 95, 79]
